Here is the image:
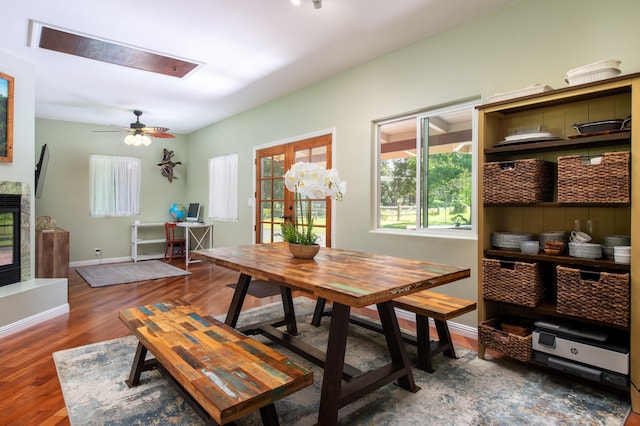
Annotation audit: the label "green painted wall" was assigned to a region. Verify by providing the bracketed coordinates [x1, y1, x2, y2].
[35, 119, 188, 263]
[33, 0, 640, 327]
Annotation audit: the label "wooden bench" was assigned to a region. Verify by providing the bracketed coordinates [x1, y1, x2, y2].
[312, 291, 476, 373]
[119, 300, 313, 426]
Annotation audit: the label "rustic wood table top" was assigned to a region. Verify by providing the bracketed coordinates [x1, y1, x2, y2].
[119, 300, 313, 425]
[191, 242, 470, 308]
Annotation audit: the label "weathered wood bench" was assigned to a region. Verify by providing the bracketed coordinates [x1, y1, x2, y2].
[119, 300, 313, 426]
[312, 291, 476, 373]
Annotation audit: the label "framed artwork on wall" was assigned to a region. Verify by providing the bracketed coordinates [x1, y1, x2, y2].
[0, 72, 14, 163]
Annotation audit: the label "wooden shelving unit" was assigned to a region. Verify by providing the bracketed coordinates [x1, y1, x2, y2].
[477, 72, 639, 412]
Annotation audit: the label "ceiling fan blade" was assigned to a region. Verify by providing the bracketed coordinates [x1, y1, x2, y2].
[146, 131, 175, 139]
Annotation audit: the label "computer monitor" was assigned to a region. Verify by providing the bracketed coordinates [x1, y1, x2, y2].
[186, 203, 201, 222]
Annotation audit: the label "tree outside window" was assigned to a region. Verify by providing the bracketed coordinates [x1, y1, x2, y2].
[376, 100, 477, 232]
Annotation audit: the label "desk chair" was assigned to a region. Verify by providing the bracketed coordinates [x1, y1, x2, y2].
[163, 222, 186, 262]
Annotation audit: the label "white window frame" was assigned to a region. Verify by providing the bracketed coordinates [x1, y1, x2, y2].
[89, 155, 141, 217]
[374, 99, 479, 239]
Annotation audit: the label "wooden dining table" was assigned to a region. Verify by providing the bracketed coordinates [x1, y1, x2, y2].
[191, 242, 470, 425]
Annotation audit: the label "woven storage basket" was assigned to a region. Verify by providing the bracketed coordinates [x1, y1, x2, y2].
[482, 258, 544, 307]
[479, 318, 532, 362]
[557, 151, 630, 203]
[483, 159, 554, 204]
[556, 266, 630, 327]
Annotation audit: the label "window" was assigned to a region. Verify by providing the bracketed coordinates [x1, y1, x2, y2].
[208, 153, 238, 221]
[89, 155, 141, 217]
[376, 100, 478, 233]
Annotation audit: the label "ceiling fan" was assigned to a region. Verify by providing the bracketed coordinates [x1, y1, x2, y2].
[95, 110, 175, 146]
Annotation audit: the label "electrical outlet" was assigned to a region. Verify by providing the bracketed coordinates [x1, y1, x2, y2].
[94, 248, 101, 257]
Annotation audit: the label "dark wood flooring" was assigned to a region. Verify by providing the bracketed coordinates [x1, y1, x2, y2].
[0, 259, 636, 425]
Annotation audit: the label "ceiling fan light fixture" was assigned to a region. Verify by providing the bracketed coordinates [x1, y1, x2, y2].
[124, 132, 152, 147]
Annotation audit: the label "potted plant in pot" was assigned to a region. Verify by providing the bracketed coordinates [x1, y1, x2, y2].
[281, 162, 346, 259]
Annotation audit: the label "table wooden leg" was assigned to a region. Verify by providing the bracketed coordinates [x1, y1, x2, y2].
[318, 302, 350, 426]
[377, 301, 419, 392]
[311, 297, 327, 326]
[125, 341, 148, 388]
[225, 273, 251, 327]
[280, 286, 299, 335]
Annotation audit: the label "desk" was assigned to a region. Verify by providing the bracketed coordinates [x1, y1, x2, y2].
[192, 243, 470, 425]
[176, 222, 213, 268]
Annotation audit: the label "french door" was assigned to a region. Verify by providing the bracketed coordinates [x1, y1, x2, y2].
[255, 134, 333, 246]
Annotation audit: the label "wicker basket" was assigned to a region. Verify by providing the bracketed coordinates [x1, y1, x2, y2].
[483, 159, 554, 204]
[479, 318, 532, 362]
[556, 266, 630, 327]
[482, 258, 544, 307]
[557, 151, 630, 203]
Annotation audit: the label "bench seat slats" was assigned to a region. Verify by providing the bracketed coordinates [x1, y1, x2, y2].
[120, 300, 313, 425]
[393, 290, 477, 320]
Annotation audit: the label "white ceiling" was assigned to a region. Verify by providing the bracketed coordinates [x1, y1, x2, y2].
[3, 0, 513, 135]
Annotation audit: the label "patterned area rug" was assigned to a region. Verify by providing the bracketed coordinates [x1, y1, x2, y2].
[53, 298, 630, 425]
[75, 260, 191, 287]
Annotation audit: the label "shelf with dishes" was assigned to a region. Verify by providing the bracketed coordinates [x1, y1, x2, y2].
[484, 130, 630, 155]
[477, 74, 638, 396]
[483, 249, 630, 272]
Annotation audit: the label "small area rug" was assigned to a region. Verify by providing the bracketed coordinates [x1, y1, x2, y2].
[226, 279, 282, 298]
[53, 298, 630, 425]
[75, 260, 191, 288]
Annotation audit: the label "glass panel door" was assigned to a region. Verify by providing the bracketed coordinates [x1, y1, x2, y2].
[255, 134, 333, 246]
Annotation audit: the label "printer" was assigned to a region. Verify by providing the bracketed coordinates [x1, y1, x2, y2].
[532, 319, 629, 388]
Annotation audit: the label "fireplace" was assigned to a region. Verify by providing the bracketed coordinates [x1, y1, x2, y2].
[0, 194, 21, 286]
[0, 181, 30, 284]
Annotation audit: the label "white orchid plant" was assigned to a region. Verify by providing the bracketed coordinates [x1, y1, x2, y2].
[281, 162, 347, 245]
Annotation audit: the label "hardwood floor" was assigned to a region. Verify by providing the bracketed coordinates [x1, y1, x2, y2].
[0, 259, 636, 425]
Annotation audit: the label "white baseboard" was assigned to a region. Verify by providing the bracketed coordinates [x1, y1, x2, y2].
[70, 256, 132, 268]
[0, 304, 70, 339]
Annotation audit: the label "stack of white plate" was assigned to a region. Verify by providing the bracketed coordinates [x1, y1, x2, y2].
[568, 242, 603, 259]
[492, 232, 533, 250]
[603, 235, 631, 259]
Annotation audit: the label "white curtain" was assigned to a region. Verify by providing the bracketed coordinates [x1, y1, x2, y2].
[90, 155, 141, 217]
[208, 153, 238, 221]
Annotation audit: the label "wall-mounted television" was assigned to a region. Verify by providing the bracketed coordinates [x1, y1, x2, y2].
[35, 144, 50, 199]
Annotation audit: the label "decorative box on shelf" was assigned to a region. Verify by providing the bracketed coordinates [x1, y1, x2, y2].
[482, 258, 545, 308]
[483, 159, 554, 204]
[556, 266, 630, 328]
[479, 317, 533, 362]
[557, 151, 630, 204]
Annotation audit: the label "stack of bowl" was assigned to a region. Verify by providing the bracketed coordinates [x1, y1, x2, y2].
[603, 235, 631, 259]
[614, 246, 631, 264]
[539, 231, 569, 252]
[520, 240, 539, 254]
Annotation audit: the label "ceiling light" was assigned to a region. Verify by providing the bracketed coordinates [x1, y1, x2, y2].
[291, 0, 301, 5]
[312, 0, 322, 9]
[124, 132, 152, 146]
